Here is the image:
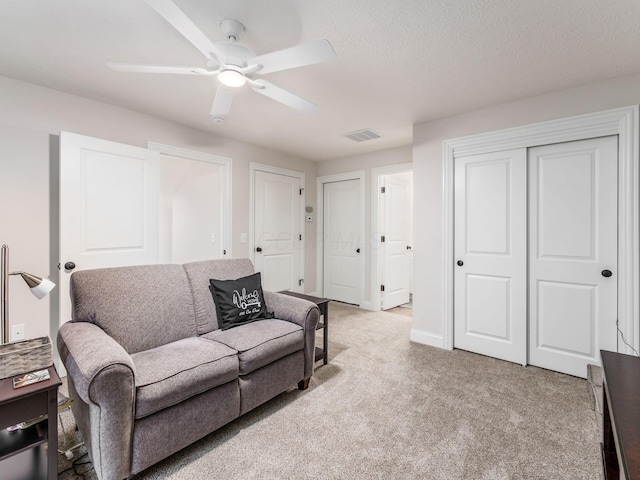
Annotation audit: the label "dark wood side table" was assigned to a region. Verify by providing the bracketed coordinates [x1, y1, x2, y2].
[279, 291, 330, 365]
[601, 349, 640, 480]
[0, 366, 61, 480]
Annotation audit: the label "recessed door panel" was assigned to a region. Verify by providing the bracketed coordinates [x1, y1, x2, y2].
[83, 152, 146, 251]
[466, 161, 510, 255]
[262, 254, 294, 292]
[537, 150, 595, 259]
[465, 275, 510, 340]
[536, 281, 595, 357]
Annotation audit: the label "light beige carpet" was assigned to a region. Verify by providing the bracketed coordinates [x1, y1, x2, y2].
[58, 303, 602, 479]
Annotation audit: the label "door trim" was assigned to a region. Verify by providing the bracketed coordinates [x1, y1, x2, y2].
[249, 162, 305, 287]
[148, 142, 232, 258]
[440, 105, 639, 354]
[371, 163, 413, 311]
[316, 171, 366, 307]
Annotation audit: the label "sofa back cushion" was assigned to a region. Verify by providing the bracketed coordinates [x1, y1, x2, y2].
[70, 264, 197, 354]
[182, 259, 255, 335]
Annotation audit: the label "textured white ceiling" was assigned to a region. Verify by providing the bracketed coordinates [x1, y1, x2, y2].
[1, 0, 640, 161]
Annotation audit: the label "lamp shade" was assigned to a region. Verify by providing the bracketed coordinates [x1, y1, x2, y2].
[30, 278, 56, 300]
[15, 272, 56, 300]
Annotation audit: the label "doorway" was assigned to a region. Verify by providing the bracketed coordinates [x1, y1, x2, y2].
[372, 164, 413, 311]
[250, 163, 305, 293]
[316, 172, 365, 305]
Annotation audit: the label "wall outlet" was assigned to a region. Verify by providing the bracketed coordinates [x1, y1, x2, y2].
[240, 233, 247, 243]
[210, 232, 216, 243]
[11, 324, 25, 342]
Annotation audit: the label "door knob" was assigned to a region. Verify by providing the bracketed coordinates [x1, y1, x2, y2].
[64, 261, 76, 271]
[356, 248, 360, 253]
[256, 247, 262, 253]
[601, 269, 612, 278]
[457, 260, 464, 266]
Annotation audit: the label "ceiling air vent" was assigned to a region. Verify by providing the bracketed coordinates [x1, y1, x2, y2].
[342, 129, 381, 142]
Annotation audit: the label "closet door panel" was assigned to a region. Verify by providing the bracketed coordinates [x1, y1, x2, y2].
[529, 136, 618, 377]
[453, 149, 527, 365]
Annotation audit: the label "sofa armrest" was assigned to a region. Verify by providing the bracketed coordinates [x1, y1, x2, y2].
[57, 321, 136, 480]
[264, 291, 319, 379]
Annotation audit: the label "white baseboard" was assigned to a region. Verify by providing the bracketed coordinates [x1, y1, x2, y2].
[410, 328, 444, 349]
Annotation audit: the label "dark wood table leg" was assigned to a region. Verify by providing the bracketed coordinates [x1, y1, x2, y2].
[47, 386, 58, 479]
[602, 380, 619, 480]
[322, 303, 328, 365]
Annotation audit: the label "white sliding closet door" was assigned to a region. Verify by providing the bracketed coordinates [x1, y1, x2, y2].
[529, 136, 618, 377]
[453, 149, 527, 365]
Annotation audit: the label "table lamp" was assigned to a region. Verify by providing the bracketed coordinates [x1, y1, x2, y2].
[1, 244, 56, 344]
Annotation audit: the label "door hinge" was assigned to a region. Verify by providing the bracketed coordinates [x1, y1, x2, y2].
[299, 234, 302, 241]
[380, 285, 385, 292]
[381, 186, 385, 193]
[381, 235, 385, 243]
[299, 279, 304, 286]
[299, 188, 304, 195]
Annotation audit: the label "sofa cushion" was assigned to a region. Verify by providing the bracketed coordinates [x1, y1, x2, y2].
[70, 264, 197, 354]
[131, 337, 239, 419]
[209, 272, 272, 330]
[183, 259, 256, 335]
[203, 319, 303, 375]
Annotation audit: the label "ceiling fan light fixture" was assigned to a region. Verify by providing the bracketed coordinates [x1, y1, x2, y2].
[218, 69, 246, 88]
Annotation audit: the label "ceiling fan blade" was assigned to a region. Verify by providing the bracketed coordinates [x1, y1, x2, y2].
[251, 80, 318, 113]
[144, 0, 223, 60]
[108, 63, 212, 75]
[211, 85, 235, 117]
[253, 39, 336, 75]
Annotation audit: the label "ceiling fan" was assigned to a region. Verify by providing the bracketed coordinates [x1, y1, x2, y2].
[108, 0, 337, 121]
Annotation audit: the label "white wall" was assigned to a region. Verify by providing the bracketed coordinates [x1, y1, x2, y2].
[316, 145, 412, 304]
[412, 71, 640, 343]
[0, 75, 318, 345]
[0, 125, 51, 341]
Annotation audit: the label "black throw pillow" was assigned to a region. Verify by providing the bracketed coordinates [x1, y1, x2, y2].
[209, 272, 273, 330]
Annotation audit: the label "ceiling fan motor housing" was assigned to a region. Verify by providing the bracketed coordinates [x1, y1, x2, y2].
[221, 18, 244, 42]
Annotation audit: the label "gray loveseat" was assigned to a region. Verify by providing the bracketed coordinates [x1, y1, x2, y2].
[57, 259, 319, 480]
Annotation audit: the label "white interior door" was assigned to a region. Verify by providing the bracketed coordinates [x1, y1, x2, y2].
[454, 149, 527, 365]
[529, 136, 618, 377]
[382, 173, 412, 310]
[323, 179, 362, 304]
[59, 132, 160, 325]
[253, 170, 302, 292]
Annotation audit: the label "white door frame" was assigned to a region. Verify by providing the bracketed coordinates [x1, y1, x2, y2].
[316, 171, 366, 306]
[249, 162, 305, 284]
[148, 142, 233, 258]
[442, 105, 639, 354]
[371, 163, 413, 311]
